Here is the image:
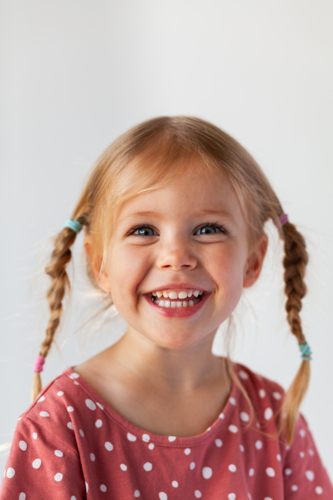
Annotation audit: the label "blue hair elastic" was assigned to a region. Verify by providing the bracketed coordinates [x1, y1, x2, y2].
[64, 219, 82, 233]
[299, 341, 312, 361]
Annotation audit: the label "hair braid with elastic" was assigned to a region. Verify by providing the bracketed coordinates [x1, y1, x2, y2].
[31, 215, 86, 402]
[278, 220, 310, 444]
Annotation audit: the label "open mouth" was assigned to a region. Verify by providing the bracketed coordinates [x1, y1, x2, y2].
[150, 293, 204, 309]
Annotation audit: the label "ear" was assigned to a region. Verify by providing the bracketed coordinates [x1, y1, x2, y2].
[84, 236, 111, 292]
[243, 233, 268, 288]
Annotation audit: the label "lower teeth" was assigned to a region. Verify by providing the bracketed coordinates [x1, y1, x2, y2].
[152, 296, 202, 308]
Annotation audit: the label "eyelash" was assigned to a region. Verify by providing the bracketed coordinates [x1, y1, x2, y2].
[127, 222, 228, 237]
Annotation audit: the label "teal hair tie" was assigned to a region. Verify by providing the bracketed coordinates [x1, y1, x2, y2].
[299, 341, 312, 361]
[64, 219, 82, 233]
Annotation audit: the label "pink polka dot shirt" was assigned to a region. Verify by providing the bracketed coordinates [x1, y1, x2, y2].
[1, 363, 332, 499]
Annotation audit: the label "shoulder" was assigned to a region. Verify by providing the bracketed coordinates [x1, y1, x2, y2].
[17, 368, 84, 454]
[232, 361, 285, 422]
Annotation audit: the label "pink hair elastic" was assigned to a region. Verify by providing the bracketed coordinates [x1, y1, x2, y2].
[279, 213, 289, 226]
[33, 355, 45, 373]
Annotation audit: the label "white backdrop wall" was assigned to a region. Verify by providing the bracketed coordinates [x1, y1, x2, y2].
[1, 0, 333, 482]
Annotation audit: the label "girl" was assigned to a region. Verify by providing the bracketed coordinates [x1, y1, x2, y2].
[1, 116, 332, 500]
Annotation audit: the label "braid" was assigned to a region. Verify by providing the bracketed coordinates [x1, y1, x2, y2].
[278, 220, 310, 444]
[31, 215, 86, 402]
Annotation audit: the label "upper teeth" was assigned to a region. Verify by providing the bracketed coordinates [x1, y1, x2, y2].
[152, 290, 203, 299]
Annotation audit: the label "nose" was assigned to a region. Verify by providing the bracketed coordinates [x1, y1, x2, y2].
[156, 234, 197, 270]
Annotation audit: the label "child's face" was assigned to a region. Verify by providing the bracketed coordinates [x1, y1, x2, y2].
[91, 165, 267, 350]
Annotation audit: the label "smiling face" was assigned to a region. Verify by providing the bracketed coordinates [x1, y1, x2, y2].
[87, 162, 267, 351]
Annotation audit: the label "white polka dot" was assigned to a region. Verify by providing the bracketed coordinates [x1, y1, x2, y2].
[71, 497, 76, 500]
[70, 372, 80, 379]
[309, 449, 314, 456]
[190, 462, 195, 470]
[120, 464, 127, 471]
[6, 468, 15, 478]
[305, 470, 315, 481]
[32, 432, 37, 439]
[219, 413, 225, 419]
[105, 441, 113, 451]
[255, 440, 263, 449]
[264, 498, 273, 500]
[172, 481, 178, 487]
[85, 482, 89, 492]
[284, 468, 292, 475]
[100, 484, 107, 492]
[240, 412, 250, 422]
[95, 419, 103, 428]
[57, 391, 64, 396]
[194, 491, 202, 498]
[249, 468, 254, 476]
[256, 422, 260, 428]
[228, 494, 236, 500]
[266, 467, 275, 477]
[240, 444, 244, 452]
[39, 411, 50, 417]
[168, 436, 176, 442]
[67, 422, 74, 430]
[97, 403, 104, 410]
[228, 425, 238, 433]
[277, 454, 281, 461]
[32, 459, 41, 469]
[142, 434, 150, 442]
[215, 439, 223, 447]
[300, 451, 305, 458]
[79, 429, 84, 437]
[90, 453, 95, 461]
[54, 450, 63, 457]
[67, 406, 74, 412]
[37, 396, 45, 403]
[19, 494, 26, 500]
[228, 464, 237, 472]
[74, 381, 79, 385]
[148, 443, 154, 450]
[184, 448, 191, 454]
[259, 389, 266, 398]
[299, 428, 306, 438]
[230, 397, 236, 405]
[291, 485, 298, 491]
[273, 391, 282, 400]
[264, 408, 273, 420]
[143, 462, 152, 471]
[19, 441, 27, 451]
[315, 486, 323, 494]
[134, 490, 140, 497]
[159, 493, 167, 500]
[85, 399, 96, 410]
[127, 432, 137, 441]
[239, 369, 249, 379]
[202, 466, 213, 479]
[54, 473, 63, 482]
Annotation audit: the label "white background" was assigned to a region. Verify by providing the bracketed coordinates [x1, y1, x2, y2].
[1, 0, 332, 484]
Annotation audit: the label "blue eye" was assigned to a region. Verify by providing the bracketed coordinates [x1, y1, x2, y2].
[131, 226, 156, 236]
[195, 224, 225, 235]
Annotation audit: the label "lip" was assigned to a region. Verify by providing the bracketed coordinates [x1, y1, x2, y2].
[144, 290, 210, 318]
[145, 283, 210, 294]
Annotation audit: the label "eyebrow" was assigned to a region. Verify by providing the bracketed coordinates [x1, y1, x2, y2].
[119, 209, 235, 223]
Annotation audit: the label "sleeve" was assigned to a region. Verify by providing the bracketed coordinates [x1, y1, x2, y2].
[0, 415, 86, 500]
[283, 413, 333, 499]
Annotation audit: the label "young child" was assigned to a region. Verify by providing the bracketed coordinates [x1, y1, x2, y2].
[1, 116, 332, 499]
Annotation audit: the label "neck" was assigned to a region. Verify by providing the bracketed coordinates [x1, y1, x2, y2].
[105, 327, 230, 395]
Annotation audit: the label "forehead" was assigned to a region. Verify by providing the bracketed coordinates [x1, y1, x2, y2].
[115, 168, 244, 225]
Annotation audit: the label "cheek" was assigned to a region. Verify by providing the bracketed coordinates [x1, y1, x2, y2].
[107, 246, 150, 299]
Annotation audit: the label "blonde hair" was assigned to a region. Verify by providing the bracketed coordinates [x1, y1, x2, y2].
[33, 116, 310, 445]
